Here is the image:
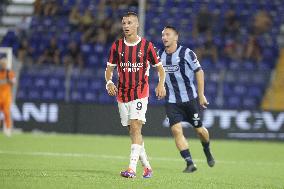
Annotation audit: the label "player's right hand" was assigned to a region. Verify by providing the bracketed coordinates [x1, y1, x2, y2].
[199, 94, 209, 109]
[106, 83, 117, 96]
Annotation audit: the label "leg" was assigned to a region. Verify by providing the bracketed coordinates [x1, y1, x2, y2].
[129, 119, 143, 145]
[185, 98, 215, 167]
[195, 126, 209, 143]
[171, 123, 197, 173]
[171, 123, 188, 150]
[127, 125, 151, 170]
[195, 127, 215, 167]
[119, 98, 149, 178]
[140, 141, 153, 178]
[3, 100, 12, 137]
[127, 123, 152, 178]
[120, 120, 143, 178]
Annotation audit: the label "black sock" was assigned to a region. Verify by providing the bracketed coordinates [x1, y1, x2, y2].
[180, 149, 193, 165]
[202, 141, 210, 150]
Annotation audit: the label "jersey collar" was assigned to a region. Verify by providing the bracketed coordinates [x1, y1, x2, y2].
[124, 36, 141, 46]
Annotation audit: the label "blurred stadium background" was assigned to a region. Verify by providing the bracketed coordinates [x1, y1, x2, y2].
[0, 0, 284, 188]
[0, 0, 283, 139]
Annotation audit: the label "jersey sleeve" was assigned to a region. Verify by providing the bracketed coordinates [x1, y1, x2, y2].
[185, 49, 201, 72]
[147, 42, 162, 67]
[107, 42, 118, 67]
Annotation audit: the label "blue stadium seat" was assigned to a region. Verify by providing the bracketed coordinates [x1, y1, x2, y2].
[34, 76, 47, 89]
[84, 90, 97, 102]
[16, 89, 27, 100]
[55, 89, 65, 101]
[42, 89, 55, 100]
[226, 96, 242, 109]
[242, 97, 258, 109]
[233, 84, 247, 96]
[70, 90, 83, 102]
[98, 93, 115, 104]
[28, 89, 41, 100]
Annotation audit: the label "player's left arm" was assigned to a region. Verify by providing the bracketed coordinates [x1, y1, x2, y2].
[195, 69, 209, 109]
[8, 71, 16, 86]
[155, 65, 166, 100]
[186, 49, 209, 108]
[148, 42, 166, 99]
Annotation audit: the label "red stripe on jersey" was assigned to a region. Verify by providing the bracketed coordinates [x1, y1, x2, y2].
[124, 44, 130, 102]
[117, 39, 123, 101]
[148, 42, 160, 66]
[130, 45, 137, 101]
[140, 39, 149, 98]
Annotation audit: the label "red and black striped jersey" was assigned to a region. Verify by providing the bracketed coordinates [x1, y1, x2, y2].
[107, 37, 162, 103]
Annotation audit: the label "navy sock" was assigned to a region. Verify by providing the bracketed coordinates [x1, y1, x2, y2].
[202, 141, 210, 150]
[180, 149, 193, 165]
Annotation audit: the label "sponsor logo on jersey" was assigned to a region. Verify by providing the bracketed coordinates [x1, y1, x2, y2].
[163, 65, 180, 73]
[120, 61, 143, 72]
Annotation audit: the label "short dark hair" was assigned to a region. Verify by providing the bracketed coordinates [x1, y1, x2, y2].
[123, 12, 138, 18]
[163, 25, 179, 35]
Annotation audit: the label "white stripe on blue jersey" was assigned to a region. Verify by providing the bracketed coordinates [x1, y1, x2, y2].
[160, 45, 201, 103]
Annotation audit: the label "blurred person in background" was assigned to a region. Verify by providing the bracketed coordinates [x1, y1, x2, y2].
[222, 9, 243, 61]
[37, 37, 61, 65]
[63, 41, 84, 69]
[17, 38, 34, 66]
[0, 58, 16, 137]
[195, 31, 218, 64]
[193, 4, 214, 38]
[80, 9, 94, 31]
[68, 6, 81, 31]
[245, 10, 272, 62]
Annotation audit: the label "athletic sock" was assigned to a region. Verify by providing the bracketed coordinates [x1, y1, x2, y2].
[202, 141, 210, 150]
[139, 142, 151, 169]
[129, 144, 142, 173]
[180, 149, 193, 165]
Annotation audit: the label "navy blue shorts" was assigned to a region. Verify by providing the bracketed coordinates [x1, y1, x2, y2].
[165, 98, 202, 128]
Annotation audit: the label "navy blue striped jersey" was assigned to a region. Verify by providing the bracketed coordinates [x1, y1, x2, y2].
[160, 45, 202, 103]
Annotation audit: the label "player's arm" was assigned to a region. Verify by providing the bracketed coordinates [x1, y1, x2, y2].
[105, 65, 117, 96]
[148, 42, 166, 99]
[0, 72, 16, 85]
[105, 42, 118, 96]
[186, 49, 209, 108]
[155, 64, 166, 100]
[195, 69, 208, 109]
[8, 72, 16, 86]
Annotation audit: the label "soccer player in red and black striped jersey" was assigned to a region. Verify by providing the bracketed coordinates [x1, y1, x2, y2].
[105, 12, 166, 178]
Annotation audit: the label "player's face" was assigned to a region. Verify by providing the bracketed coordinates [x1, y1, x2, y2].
[122, 16, 139, 36]
[162, 28, 178, 47]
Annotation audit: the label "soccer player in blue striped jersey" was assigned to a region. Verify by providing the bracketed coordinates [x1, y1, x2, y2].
[160, 26, 215, 173]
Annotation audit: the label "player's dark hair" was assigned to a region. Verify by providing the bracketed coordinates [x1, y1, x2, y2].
[123, 12, 138, 19]
[164, 25, 179, 35]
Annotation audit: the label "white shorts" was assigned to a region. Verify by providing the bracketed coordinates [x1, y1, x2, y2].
[118, 97, 148, 126]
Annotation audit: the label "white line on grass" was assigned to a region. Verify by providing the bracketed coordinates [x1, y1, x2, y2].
[0, 150, 283, 166]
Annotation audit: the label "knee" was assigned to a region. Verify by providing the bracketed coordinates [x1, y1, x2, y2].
[129, 120, 142, 136]
[196, 127, 207, 136]
[171, 124, 183, 137]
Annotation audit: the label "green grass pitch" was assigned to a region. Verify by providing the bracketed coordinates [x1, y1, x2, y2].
[0, 133, 284, 189]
